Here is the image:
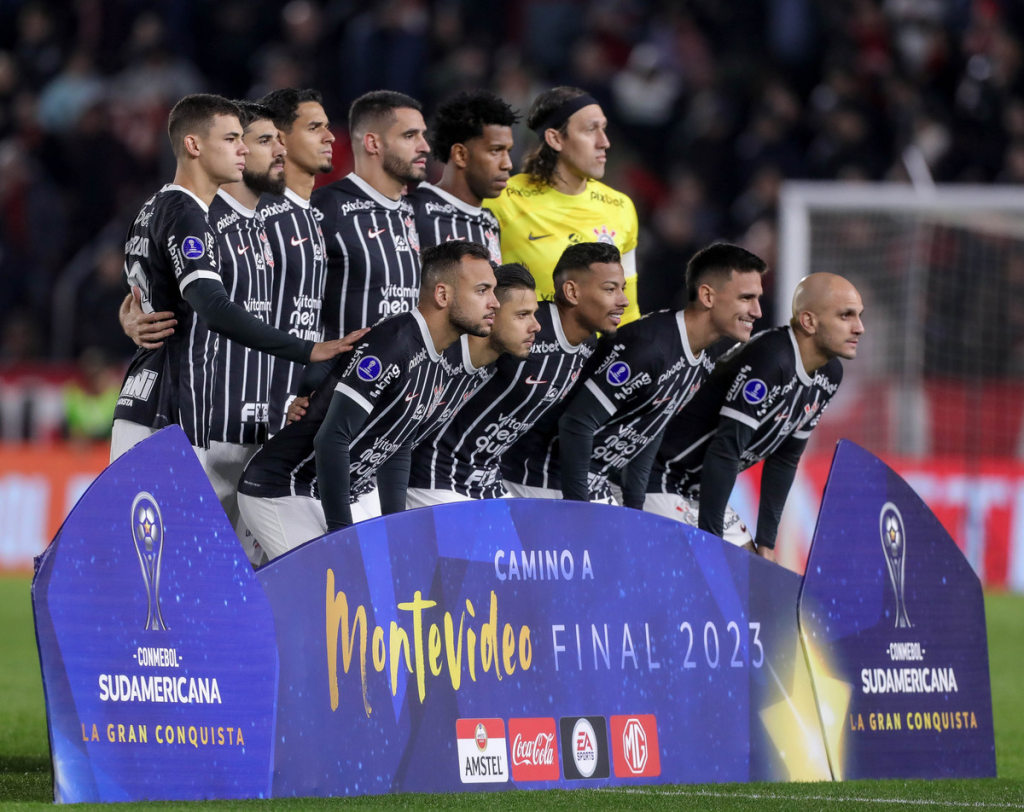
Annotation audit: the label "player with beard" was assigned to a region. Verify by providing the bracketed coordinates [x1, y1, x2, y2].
[486, 86, 641, 325]
[645, 273, 864, 561]
[257, 88, 336, 433]
[406, 242, 627, 503]
[312, 90, 428, 340]
[237, 241, 498, 557]
[558, 243, 767, 508]
[407, 90, 517, 261]
[406, 263, 540, 507]
[111, 94, 360, 465]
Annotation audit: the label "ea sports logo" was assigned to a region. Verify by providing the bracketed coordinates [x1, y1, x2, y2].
[572, 718, 598, 777]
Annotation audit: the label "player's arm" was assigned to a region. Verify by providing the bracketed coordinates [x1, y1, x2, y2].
[619, 429, 663, 510]
[314, 389, 370, 530]
[754, 435, 808, 559]
[376, 441, 412, 515]
[120, 286, 176, 349]
[697, 417, 756, 537]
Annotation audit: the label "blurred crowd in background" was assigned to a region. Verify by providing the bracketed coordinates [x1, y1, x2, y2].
[2, 0, 1023, 441]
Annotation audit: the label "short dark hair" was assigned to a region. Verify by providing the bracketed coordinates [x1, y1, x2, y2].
[420, 240, 492, 291]
[349, 90, 422, 138]
[168, 94, 241, 159]
[685, 243, 768, 301]
[431, 91, 520, 163]
[522, 86, 589, 186]
[259, 88, 323, 132]
[494, 263, 536, 300]
[235, 100, 275, 131]
[552, 242, 621, 303]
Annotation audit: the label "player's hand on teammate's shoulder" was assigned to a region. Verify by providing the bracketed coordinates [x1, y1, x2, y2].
[119, 286, 177, 349]
[287, 396, 310, 424]
[309, 327, 370, 363]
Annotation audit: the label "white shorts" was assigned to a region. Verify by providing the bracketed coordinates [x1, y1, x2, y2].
[110, 419, 207, 468]
[237, 486, 384, 563]
[237, 493, 327, 561]
[643, 493, 753, 547]
[406, 487, 476, 508]
[206, 441, 263, 566]
[503, 482, 617, 505]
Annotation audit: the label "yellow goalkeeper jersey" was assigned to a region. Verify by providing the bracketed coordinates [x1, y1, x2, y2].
[485, 174, 640, 324]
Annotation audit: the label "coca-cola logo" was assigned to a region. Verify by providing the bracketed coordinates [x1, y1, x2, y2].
[511, 732, 556, 766]
[508, 718, 560, 781]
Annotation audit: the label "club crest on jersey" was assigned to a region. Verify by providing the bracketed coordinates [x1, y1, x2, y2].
[181, 236, 205, 260]
[484, 229, 501, 264]
[607, 361, 631, 386]
[593, 225, 617, 244]
[742, 379, 768, 404]
[405, 217, 420, 253]
[357, 356, 383, 382]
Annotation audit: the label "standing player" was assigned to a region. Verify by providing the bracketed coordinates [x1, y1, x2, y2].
[407, 242, 627, 504]
[313, 90, 428, 340]
[110, 94, 358, 464]
[255, 88, 336, 434]
[645, 273, 865, 561]
[407, 90, 517, 260]
[486, 86, 641, 325]
[559, 244, 767, 508]
[237, 242, 498, 556]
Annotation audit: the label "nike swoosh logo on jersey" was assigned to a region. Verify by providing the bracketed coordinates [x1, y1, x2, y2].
[525, 376, 547, 385]
[236, 244, 250, 255]
[653, 396, 673, 405]
[528, 232, 552, 240]
[290, 236, 308, 246]
[368, 228, 386, 239]
[405, 392, 419, 401]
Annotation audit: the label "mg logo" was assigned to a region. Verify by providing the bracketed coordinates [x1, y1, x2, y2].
[621, 718, 648, 774]
[611, 714, 660, 778]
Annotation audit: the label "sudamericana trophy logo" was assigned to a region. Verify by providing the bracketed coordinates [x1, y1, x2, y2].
[880, 501, 912, 629]
[130, 492, 168, 631]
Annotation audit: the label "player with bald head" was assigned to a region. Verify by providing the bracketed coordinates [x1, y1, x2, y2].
[643, 272, 864, 561]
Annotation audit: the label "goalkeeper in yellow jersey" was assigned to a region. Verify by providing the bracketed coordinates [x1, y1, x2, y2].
[485, 86, 641, 325]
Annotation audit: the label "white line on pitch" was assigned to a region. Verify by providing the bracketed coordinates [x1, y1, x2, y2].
[596, 788, 1024, 809]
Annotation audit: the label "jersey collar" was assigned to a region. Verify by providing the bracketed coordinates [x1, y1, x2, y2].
[163, 183, 209, 213]
[216, 189, 256, 218]
[412, 308, 441, 362]
[346, 172, 404, 210]
[459, 334, 481, 373]
[417, 182, 484, 216]
[551, 302, 584, 353]
[787, 325, 814, 386]
[675, 310, 703, 366]
[283, 187, 310, 210]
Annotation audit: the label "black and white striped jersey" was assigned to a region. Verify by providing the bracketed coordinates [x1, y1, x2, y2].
[407, 182, 503, 262]
[113, 184, 219, 447]
[258, 188, 327, 434]
[238, 310, 458, 501]
[207, 190, 275, 445]
[563, 310, 715, 501]
[648, 326, 844, 496]
[410, 335, 493, 446]
[312, 173, 422, 341]
[409, 302, 594, 498]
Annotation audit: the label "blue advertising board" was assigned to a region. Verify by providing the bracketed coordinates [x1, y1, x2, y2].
[32, 427, 278, 802]
[798, 440, 996, 779]
[258, 498, 829, 795]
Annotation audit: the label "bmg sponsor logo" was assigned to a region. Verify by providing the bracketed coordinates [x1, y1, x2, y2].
[508, 717, 559, 782]
[456, 718, 508, 783]
[559, 716, 609, 780]
[610, 714, 660, 777]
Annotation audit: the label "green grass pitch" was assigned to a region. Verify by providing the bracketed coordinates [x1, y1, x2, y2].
[2, 573, 1022, 810]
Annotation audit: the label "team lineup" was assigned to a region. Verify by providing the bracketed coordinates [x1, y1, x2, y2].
[113, 85, 865, 566]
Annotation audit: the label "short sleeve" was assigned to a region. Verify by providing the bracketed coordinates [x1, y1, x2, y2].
[333, 329, 409, 413]
[164, 203, 219, 294]
[583, 330, 662, 417]
[718, 337, 786, 431]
